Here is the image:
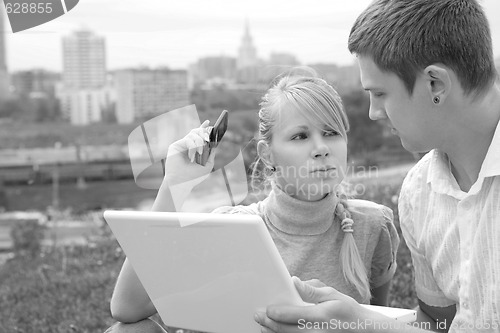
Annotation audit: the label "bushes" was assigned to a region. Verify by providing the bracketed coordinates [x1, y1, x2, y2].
[10, 219, 47, 257]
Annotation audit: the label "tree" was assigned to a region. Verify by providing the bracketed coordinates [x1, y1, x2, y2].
[101, 102, 117, 123]
[0, 98, 31, 119]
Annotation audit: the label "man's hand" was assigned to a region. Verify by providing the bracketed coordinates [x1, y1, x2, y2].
[254, 276, 365, 333]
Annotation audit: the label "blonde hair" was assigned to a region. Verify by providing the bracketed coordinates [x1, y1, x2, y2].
[251, 72, 371, 302]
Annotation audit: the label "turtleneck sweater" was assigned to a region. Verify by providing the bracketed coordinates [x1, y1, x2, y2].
[213, 184, 399, 304]
[263, 183, 340, 236]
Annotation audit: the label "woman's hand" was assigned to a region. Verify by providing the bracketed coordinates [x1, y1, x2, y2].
[164, 120, 216, 186]
[301, 278, 328, 288]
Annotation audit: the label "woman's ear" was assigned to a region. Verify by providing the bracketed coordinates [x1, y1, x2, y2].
[424, 64, 452, 105]
[257, 140, 274, 166]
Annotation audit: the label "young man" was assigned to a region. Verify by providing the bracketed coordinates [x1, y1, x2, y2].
[254, 0, 500, 332]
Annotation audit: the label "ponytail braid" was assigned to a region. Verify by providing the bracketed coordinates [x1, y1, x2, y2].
[335, 200, 371, 302]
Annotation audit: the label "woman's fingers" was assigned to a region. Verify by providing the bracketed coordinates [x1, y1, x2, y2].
[186, 126, 210, 161]
[168, 121, 212, 163]
[200, 119, 210, 128]
[301, 278, 328, 288]
[199, 120, 211, 141]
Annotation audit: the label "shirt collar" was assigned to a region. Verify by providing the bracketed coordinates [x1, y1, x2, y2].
[477, 117, 500, 179]
[427, 118, 500, 198]
[427, 150, 466, 199]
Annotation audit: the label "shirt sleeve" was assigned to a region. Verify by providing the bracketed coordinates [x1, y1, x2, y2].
[399, 167, 455, 307]
[370, 205, 400, 288]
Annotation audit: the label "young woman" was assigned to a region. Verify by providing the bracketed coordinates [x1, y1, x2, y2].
[106, 75, 399, 333]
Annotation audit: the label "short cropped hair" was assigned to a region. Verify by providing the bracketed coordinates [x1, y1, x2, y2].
[348, 0, 497, 96]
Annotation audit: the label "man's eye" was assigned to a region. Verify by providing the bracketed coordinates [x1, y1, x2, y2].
[373, 92, 384, 97]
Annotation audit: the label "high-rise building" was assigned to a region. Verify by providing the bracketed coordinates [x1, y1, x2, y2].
[62, 30, 106, 89]
[115, 68, 189, 124]
[59, 30, 110, 125]
[262, 52, 301, 82]
[237, 20, 258, 69]
[11, 69, 60, 98]
[190, 56, 237, 88]
[0, 8, 10, 101]
[237, 20, 260, 84]
[268, 53, 300, 67]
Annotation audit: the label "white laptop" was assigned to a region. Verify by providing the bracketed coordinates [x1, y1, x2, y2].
[103, 210, 416, 333]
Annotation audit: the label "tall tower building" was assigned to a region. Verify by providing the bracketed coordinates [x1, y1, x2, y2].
[0, 8, 10, 101]
[62, 30, 106, 89]
[237, 20, 257, 69]
[237, 20, 261, 85]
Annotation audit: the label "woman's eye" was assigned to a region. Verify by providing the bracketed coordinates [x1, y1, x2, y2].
[324, 130, 340, 136]
[291, 133, 307, 140]
[373, 92, 384, 98]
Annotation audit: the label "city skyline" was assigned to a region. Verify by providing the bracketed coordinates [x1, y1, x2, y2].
[4, 0, 500, 73]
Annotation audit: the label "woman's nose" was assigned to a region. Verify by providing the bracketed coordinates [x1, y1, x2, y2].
[311, 136, 329, 158]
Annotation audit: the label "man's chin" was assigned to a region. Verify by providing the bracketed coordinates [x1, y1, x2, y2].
[400, 138, 427, 154]
[400, 140, 412, 152]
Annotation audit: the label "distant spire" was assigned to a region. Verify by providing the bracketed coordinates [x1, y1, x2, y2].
[238, 18, 257, 69]
[244, 17, 250, 38]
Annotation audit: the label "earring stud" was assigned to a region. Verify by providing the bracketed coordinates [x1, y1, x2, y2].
[433, 96, 440, 104]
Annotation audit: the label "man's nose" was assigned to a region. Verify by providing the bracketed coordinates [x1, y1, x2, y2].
[368, 103, 387, 121]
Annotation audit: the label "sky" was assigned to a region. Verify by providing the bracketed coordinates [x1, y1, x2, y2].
[4, 0, 500, 72]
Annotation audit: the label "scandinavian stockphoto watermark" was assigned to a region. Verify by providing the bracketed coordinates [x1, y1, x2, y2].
[3, 0, 79, 33]
[255, 163, 380, 197]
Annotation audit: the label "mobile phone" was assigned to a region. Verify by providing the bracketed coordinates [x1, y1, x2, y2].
[195, 110, 229, 166]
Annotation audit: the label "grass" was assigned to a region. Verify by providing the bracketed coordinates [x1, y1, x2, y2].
[0, 238, 124, 333]
[0, 176, 416, 333]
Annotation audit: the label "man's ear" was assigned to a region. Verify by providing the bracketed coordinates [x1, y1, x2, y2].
[257, 140, 274, 166]
[424, 64, 452, 104]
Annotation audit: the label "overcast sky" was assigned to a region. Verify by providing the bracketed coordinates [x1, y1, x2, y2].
[4, 0, 500, 72]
